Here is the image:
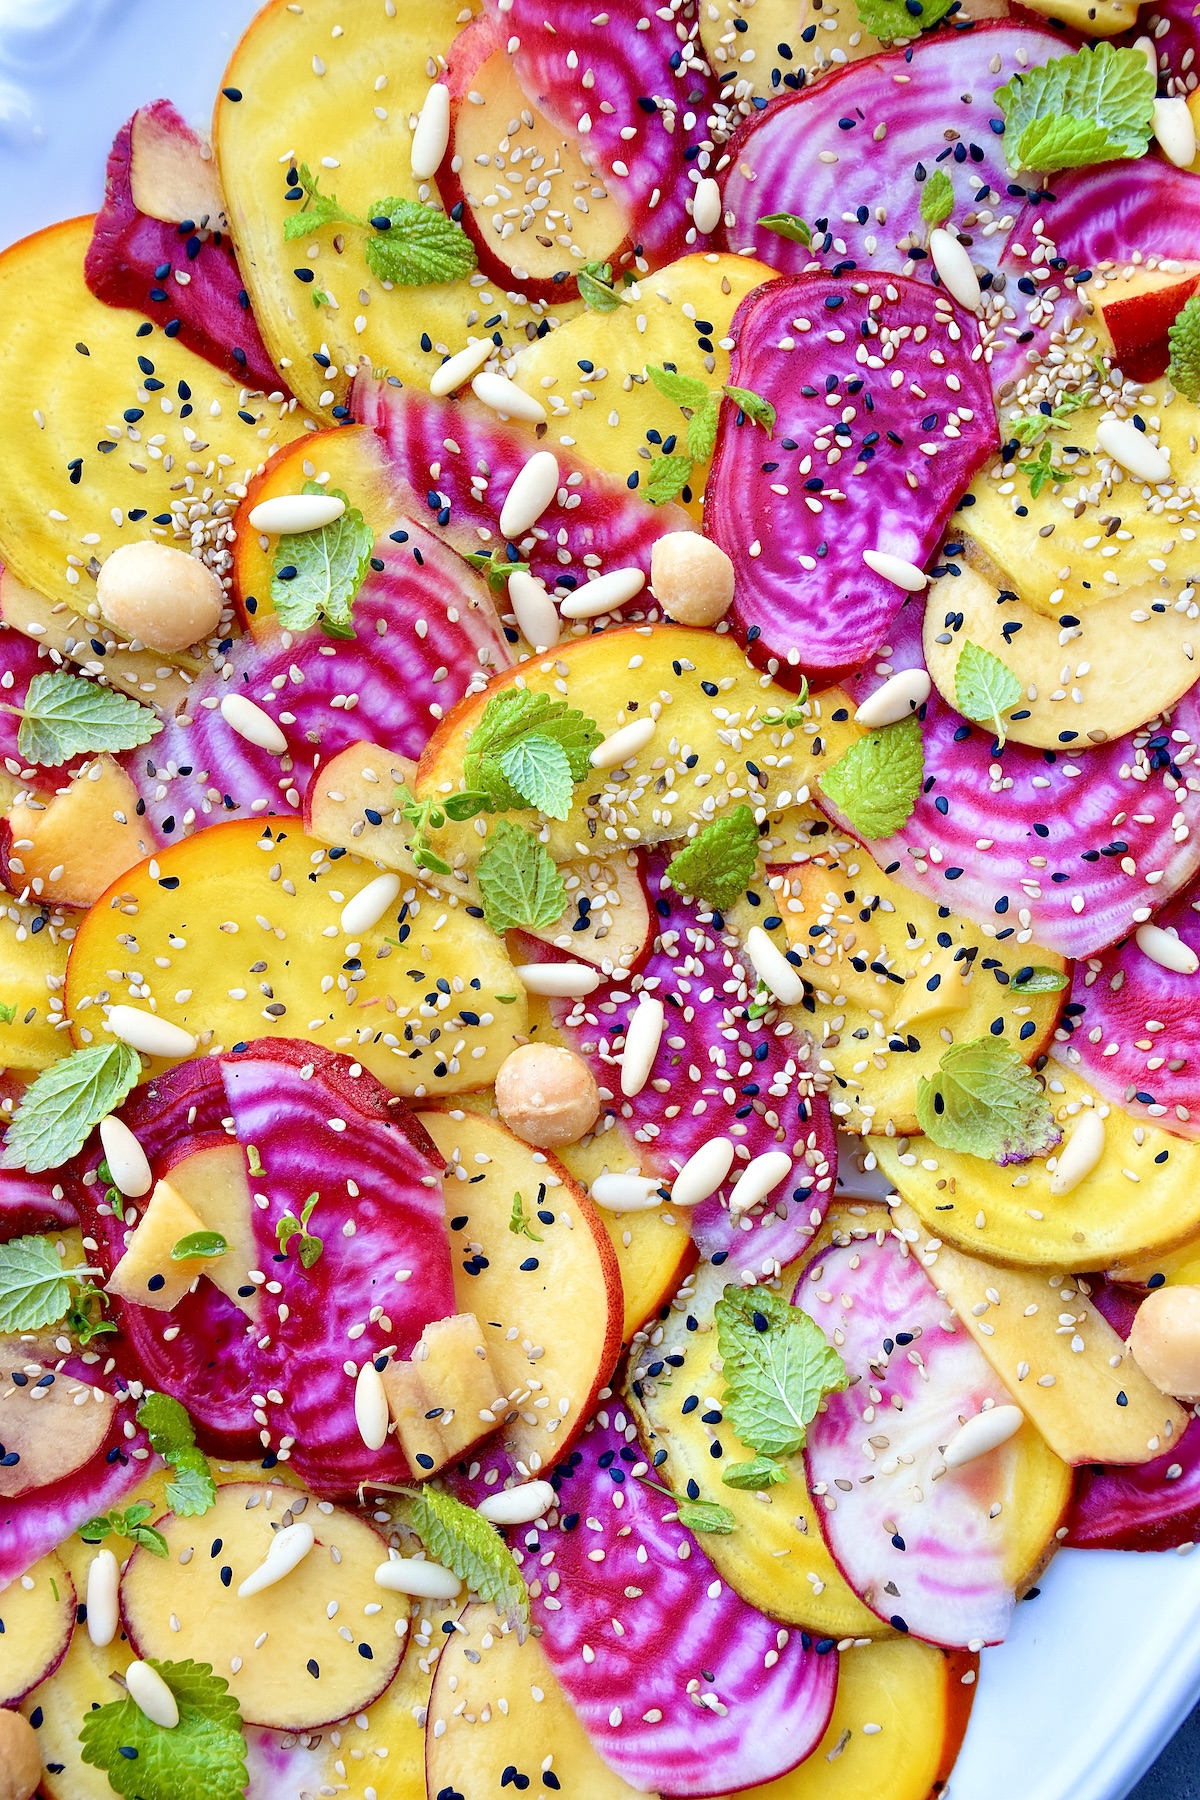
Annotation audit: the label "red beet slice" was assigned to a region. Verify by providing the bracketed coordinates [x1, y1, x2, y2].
[704, 273, 998, 687]
[353, 377, 693, 593]
[77, 1040, 455, 1492]
[1068, 1415, 1200, 1551]
[717, 24, 1063, 282]
[534, 1409, 837, 1795]
[825, 596, 1200, 958]
[85, 102, 282, 395]
[0, 1169, 78, 1243]
[528, 851, 836, 1271]
[0, 626, 94, 786]
[798, 1233, 1028, 1647]
[125, 518, 511, 840]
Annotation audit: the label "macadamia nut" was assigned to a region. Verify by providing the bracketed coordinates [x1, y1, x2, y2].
[495, 1042, 600, 1148]
[650, 531, 735, 627]
[0, 1709, 41, 1800]
[96, 541, 224, 654]
[1130, 1284, 1200, 1401]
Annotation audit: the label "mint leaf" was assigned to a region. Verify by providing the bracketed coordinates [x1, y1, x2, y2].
[79, 1659, 248, 1800]
[463, 689, 600, 811]
[477, 820, 568, 934]
[1023, 439, 1073, 499]
[8, 670, 160, 768]
[645, 454, 693, 504]
[723, 385, 776, 437]
[818, 713, 924, 840]
[578, 261, 624, 312]
[722, 1455, 790, 1490]
[137, 1393, 196, 1458]
[920, 168, 954, 228]
[1011, 965, 1069, 995]
[854, 0, 954, 36]
[666, 805, 760, 911]
[757, 212, 812, 246]
[0, 1234, 71, 1331]
[715, 1285, 848, 1460]
[411, 1485, 529, 1629]
[496, 734, 574, 821]
[686, 395, 721, 464]
[283, 163, 361, 238]
[2, 1043, 141, 1174]
[170, 1231, 227, 1261]
[954, 640, 1023, 744]
[165, 1445, 217, 1518]
[1169, 293, 1200, 402]
[675, 1496, 737, 1534]
[995, 42, 1154, 174]
[65, 1279, 117, 1346]
[270, 482, 374, 635]
[363, 198, 477, 286]
[80, 1503, 169, 1558]
[915, 1037, 1062, 1164]
[466, 547, 531, 593]
[646, 363, 712, 410]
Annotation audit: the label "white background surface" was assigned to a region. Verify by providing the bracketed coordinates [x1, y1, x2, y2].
[2, 2, 1199, 1796]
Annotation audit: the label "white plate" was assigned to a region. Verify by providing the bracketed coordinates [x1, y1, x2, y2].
[1, 5, 1198, 1797]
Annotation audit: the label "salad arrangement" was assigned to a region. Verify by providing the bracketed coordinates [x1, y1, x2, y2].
[3, 0, 1200, 1794]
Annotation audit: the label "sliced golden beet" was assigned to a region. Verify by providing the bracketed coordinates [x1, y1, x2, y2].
[382, 1312, 499, 1476]
[0, 1551, 75, 1706]
[417, 1108, 623, 1479]
[0, 906, 70, 1074]
[0, 569, 194, 714]
[426, 1601, 645, 1799]
[119, 1480, 407, 1730]
[22, 1609, 133, 1800]
[3, 758, 154, 911]
[874, 1064, 1200, 1271]
[1111, 1232, 1200, 1289]
[65, 817, 528, 1096]
[892, 1202, 1187, 1466]
[156, 1137, 259, 1320]
[0, 216, 306, 616]
[0, 1362, 116, 1499]
[924, 564, 1199, 751]
[105, 1176, 213, 1312]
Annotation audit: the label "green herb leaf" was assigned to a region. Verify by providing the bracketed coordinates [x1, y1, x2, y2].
[276, 1192, 323, 1269]
[723, 385, 776, 437]
[0, 1001, 15, 1025]
[954, 640, 1024, 744]
[0, 1234, 71, 1331]
[1023, 438, 1074, 499]
[686, 395, 721, 464]
[1011, 965, 1070, 995]
[1168, 293, 1200, 402]
[363, 198, 477, 286]
[165, 1445, 217, 1518]
[721, 1455, 790, 1490]
[665, 805, 760, 911]
[1, 1043, 141, 1174]
[477, 820, 568, 934]
[818, 714, 924, 840]
[644, 454, 694, 505]
[578, 261, 625, 312]
[466, 548, 531, 593]
[463, 689, 600, 812]
[914, 1037, 1062, 1164]
[715, 1284, 848, 1460]
[283, 163, 361, 238]
[442, 789, 494, 822]
[246, 1145, 265, 1177]
[270, 482, 374, 635]
[411, 1486, 530, 1629]
[8, 670, 160, 769]
[80, 1503, 169, 1558]
[137, 1392, 196, 1459]
[80, 1659, 248, 1800]
[170, 1232, 227, 1262]
[675, 1496, 737, 1534]
[509, 1191, 543, 1242]
[645, 363, 712, 410]
[1007, 385, 1094, 446]
[853, 0, 954, 37]
[757, 212, 812, 246]
[920, 168, 955, 228]
[994, 42, 1154, 174]
[65, 1280, 118, 1346]
[496, 734, 575, 821]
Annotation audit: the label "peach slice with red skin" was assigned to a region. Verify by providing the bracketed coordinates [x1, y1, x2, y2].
[1, 758, 155, 912]
[0, 1364, 116, 1501]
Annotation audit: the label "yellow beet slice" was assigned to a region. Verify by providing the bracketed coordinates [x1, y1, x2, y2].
[0, 906, 69, 1073]
[119, 1480, 407, 1730]
[0, 1552, 75, 1706]
[0, 568, 194, 713]
[1110, 1231, 1200, 1288]
[0, 216, 306, 616]
[105, 1176, 213, 1311]
[426, 1601, 645, 1799]
[5, 758, 154, 912]
[892, 1202, 1187, 1465]
[874, 1063, 1200, 1271]
[65, 817, 528, 1095]
[417, 1108, 623, 1480]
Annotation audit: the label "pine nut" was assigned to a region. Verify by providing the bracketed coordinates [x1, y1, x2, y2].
[374, 1555, 462, 1599]
[86, 1548, 120, 1647]
[354, 1360, 391, 1451]
[670, 1137, 735, 1207]
[854, 668, 931, 729]
[943, 1404, 1024, 1469]
[559, 567, 646, 619]
[862, 549, 929, 592]
[1047, 1109, 1106, 1196]
[590, 717, 657, 769]
[1096, 418, 1171, 486]
[237, 1520, 316, 1597]
[411, 83, 451, 179]
[98, 1115, 153, 1197]
[471, 373, 547, 424]
[340, 872, 402, 936]
[590, 1171, 664, 1211]
[508, 570, 560, 650]
[1153, 97, 1196, 168]
[620, 995, 665, 1095]
[477, 1480, 556, 1524]
[220, 693, 288, 755]
[745, 925, 805, 1006]
[499, 450, 560, 539]
[929, 227, 982, 312]
[247, 493, 346, 534]
[430, 337, 494, 398]
[728, 1150, 793, 1218]
[125, 1660, 180, 1729]
[692, 176, 722, 235]
[515, 961, 602, 997]
[1135, 923, 1199, 975]
[106, 1005, 197, 1059]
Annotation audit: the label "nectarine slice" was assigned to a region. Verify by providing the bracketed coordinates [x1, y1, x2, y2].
[0, 1551, 75, 1706]
[156, 1136, 258, 1320]
[0, 567, 194, 715]
[382, 1311, 499, 1476]
[3, 757, 154, 912]
[104, 1175, 213, 1312]
[0, 1362, 116, 1500]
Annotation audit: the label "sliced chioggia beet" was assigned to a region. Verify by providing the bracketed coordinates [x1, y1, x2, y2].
[891, 1202, 1187, 1465]
[85, 102, 281, 393]
[1068, 1415, 1200, 1551]
[0, 1163, 77, 1242]
[0, 1550, 74, 1704]
[1056, 881, 1200, 1138]
[704, 273, 998, 688]
[0, 1360, 117, 1499]
[119, 1479, 407, 1729]
[626, 1249, 884, 1640]
[798, 1233, 1070, 1647]
[534, 1410, 837, 1795]
[874, 1061, 1200, 1272]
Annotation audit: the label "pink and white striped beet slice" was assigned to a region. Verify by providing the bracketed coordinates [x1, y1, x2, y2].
[0, 1169, 77, 1242]
[797, 1232, 1029, 1648]
[352, 377, 693, 592]
[704, 274, 998, 688]
[0, 625, 97, 786]
[825, 595, 1200, 959]
[532, 851, 836, 1270]
[533, 1410, 837, 1795]
[1068, 1415, 1200, 1552]
[127, 518, 510, 840]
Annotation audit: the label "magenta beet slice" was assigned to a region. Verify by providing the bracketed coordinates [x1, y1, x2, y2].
[126, 518, 511, 839]
[718, 24, 1062, 282]
[798, 1233, 1027, 1647]
[77, 1040, 455, 1492]
[1068, 1415, 1200, 1551]
[526, 850, 836, 1270]
[0, 626, 93, 786]
[353, 378, 693, 592]
[0, 1169, 78, 1242]
[704, 274, 998, 688]
[823, 596, 1200, 958]
[534, 1409, 837, 1795]
[85, 102, 282, 394]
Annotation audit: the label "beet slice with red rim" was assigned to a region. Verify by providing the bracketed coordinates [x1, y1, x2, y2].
[1068, 1414, 1200, 1551]
[527, 851, 836, 1270]
[798, 1232, 1032, 1648]
[824, 596, 1200, 958]
[353, 377, 692, 592]
[125, 518, 511, 839]
[533, 1409, 837, 1795]
[85, 102, 282, 395]
[0, 1159, 77, 1242]
[704, 273, 999, 687]
[0, 626, 94, 787]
